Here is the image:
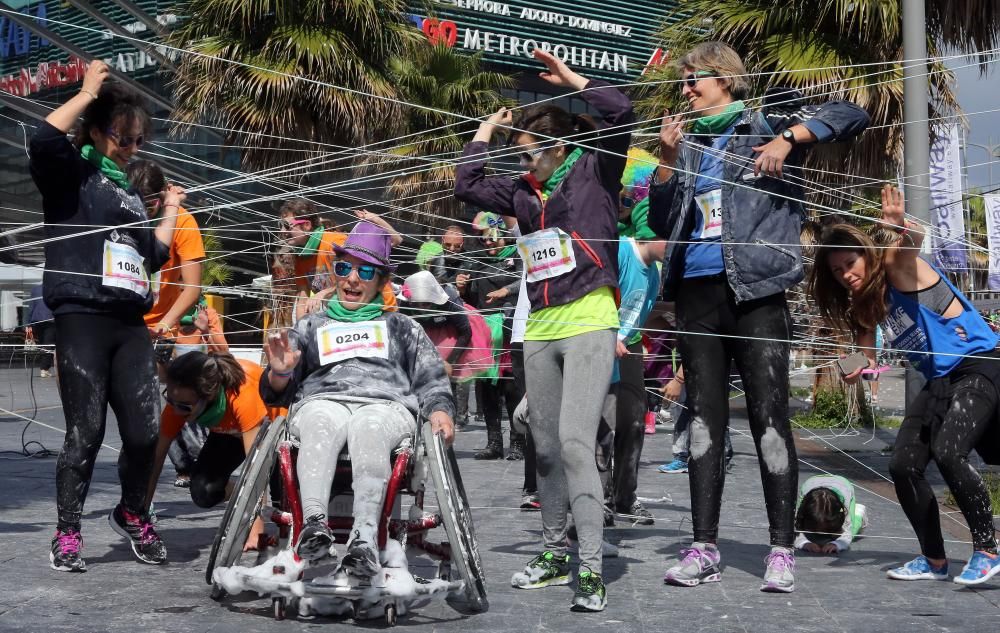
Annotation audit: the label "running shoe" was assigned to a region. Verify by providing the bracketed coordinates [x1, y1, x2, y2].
[761, 547, 795, 593]
[511, 551, 572, 589]
[657, 459, 688, 474]
[109, 504, 166, 565]
[571, 568, 607, 612]
[173, 475, 191, 488]
[644, 412, 656, 435]
[953, 551, 1000, 586]
[664, 543, 721, 587]
[886, 556, 949, 581]
[341, 538, 380, 578]
[39, 369, 51, 378]
[49, 528, 86, 572]
[617, 501, 654, 526]
[520, 492, 541, 510]
[296, 514, 335, 562]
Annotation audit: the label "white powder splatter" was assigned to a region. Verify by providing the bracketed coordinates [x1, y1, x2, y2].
[760, 427, 789, 474]
[689, 417, 712, 459]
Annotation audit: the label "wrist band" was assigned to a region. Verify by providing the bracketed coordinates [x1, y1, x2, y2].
[270, 368, 294, 378]
[80, 89, 98, 100]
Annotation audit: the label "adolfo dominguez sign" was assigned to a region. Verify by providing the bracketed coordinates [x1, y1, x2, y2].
[0, 0, 175, 97]
[408, 0, 674, 81]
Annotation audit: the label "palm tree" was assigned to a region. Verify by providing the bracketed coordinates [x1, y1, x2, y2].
[167, 0, 419, 175]
[638, 1, 999, 195]
[366, 42, 513, 224]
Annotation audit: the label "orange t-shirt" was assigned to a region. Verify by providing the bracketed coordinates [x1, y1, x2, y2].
[293, 229, 397, 310]
[160, 359, 279, 438]
[173, 307, 227, 353]
[146, 208, 206, 327]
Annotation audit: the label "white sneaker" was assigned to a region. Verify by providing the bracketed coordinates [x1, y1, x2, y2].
[39, 369, 51, 378]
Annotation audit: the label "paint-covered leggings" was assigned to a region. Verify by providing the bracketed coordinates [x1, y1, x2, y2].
[54, 313, 160, 530]
[524, 328, 616, 574]
[676, 275, 798, 547]
[889, 373, 1000, 557]
[291, 399, 416, 544]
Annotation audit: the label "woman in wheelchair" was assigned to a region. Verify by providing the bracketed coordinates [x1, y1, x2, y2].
[261, 220, 456, 579]
[147, 351, 279, 549]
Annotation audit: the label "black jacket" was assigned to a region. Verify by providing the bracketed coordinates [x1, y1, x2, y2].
[29, 121, 169, 318]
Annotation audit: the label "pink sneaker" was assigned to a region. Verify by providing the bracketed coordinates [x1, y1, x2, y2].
[644, 411, 656, 435]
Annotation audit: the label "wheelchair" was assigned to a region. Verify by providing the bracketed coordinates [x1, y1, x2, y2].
[204, 412, 488, 625]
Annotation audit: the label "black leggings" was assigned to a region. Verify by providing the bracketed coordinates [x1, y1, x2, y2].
[677, 275, 798, 547]
[189, 432, 247, 508]
[55, 313, 160, 530]
[510, 344, 537, 492]
[889, 373, 1000, 557]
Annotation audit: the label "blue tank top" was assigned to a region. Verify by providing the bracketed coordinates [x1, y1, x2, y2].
[881, 262, 998, 379]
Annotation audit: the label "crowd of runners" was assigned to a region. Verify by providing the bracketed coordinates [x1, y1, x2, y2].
[23, 41, 1000, 616]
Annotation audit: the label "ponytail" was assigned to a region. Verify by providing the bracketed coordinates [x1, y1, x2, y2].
[166, 352, 246, 399]
[514, 105, 599, 149]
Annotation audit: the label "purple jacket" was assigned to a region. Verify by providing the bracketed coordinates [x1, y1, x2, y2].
[455, 80, 634, 309]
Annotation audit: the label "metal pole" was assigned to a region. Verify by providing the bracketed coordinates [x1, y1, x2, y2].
[902, 0, 931, 409]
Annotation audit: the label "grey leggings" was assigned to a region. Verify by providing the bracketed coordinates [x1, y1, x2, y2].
[524, 328, 616, 574]
[291, 399, 416, 544]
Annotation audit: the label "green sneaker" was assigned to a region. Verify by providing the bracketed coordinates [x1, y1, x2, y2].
[571, 568, 607, 612]
[511, 551, 572, 589]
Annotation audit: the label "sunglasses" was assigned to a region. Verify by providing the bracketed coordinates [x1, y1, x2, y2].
[162, 387, 199, 415]
[683, 70, 718, 88]
[518, 145, 548, 164]
[105, 128, 144, 149]
[279, 218, 310, 230]
[334, 261, 380, 281]
[621, 196, 635, 209]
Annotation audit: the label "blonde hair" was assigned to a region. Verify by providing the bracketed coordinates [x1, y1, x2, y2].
[676, 41, 750, 100]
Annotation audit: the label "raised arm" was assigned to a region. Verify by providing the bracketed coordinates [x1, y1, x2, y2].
[355, 209, 403, 247]
[455, 108, 518, 218]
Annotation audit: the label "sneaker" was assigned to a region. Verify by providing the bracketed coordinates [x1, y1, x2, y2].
[173, 475, 191, 488]
[296, 514, 335, 562]
[39, 369, 51, 378]
[109, 504, 167, 565]
[644, 411, 656, 435]
[886, 556, 949, 581]
[658, 459, 688, 474]
[664, 543, 721, 587]
[617, 501, 654, 526]
[511, 551, 572, 589]
[761, 547, 795, 593]
[571, 568, 607, 612]
[953, 551, 1000, 586]
[49, 528, 86, 572]
[520, 492, 541, 510]
[341, 538, 380, 578]
[506, 444, 525, 461]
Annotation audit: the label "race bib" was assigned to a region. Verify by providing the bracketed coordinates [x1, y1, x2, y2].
[102, 240, 149, 297]
[517, 228, 576, 283]
[316, 320, 389, 365]
[694, 189, 723, 240]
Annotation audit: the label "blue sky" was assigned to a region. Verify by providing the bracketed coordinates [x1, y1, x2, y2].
[950, 59, 1000, 190]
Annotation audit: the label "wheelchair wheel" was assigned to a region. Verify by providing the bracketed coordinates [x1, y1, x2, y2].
[422, 424, 488, 612]
[205, 417, 286, 585]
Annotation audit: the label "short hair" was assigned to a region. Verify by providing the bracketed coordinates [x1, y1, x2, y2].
[278, 198, 317, 218]
[676, 41, 749, 100]
[443, 225, 465, 237]
[126, 159, 166, 202]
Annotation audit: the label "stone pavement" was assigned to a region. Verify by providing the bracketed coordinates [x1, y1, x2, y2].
[1, 365, 999, 633]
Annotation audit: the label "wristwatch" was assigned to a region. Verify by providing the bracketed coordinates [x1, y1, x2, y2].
[781, 129, 797, 145]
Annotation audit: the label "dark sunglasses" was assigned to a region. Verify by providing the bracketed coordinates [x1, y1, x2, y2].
[105, 128, 144, 148]
[162, 387, 198, 415]
[334, 261, 380, 281]
[621, 196, 635, 209]
[683, 70, 718, 88]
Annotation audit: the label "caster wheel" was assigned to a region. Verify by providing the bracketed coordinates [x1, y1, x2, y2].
[273, 596, 286, 621]
[437, 560, 452, 581]
[385, 603, 397, 627]
[210, 584, 225, 601]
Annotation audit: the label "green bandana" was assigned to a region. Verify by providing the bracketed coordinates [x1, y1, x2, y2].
[326, 293, 385, 322]
[195, 389, 227, 428]
[691, 100, 745, 136]
[541, 147, 585, 198]
[80, 144, 130, 189]
[494, 245, 517, 260]
[299, 228, 325, 256]
[617, 197, 656, 240]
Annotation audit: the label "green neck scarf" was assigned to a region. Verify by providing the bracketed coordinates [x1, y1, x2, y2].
[195, 390, 227, 428]
[80, 144, 130, 189]
[494, 245, 517, 260]
[299, 228, 325, 256]
[541, 147, 585, 198]
[617, 197, 656, 240]
[326, 293, 384, 322]
[691, 100, 745, 136]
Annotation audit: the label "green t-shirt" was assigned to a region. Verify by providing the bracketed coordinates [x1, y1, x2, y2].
[524, 286, 619, 341]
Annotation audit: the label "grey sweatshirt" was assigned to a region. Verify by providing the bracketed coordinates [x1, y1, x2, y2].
[260, 310, 456, 420]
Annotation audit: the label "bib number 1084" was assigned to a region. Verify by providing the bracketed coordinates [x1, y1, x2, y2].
[116, 260, 142, 276]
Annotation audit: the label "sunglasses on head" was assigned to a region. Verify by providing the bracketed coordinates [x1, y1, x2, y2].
[334, 261, 380, 281]
[162, 387, 199, 415]
[683, 70, 718, 88]
[104, 128, 144, 148]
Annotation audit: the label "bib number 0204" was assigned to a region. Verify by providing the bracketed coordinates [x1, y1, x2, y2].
[334, 332, 370, 345]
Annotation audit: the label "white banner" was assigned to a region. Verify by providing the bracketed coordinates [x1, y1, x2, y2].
[984, 195, 1000, 290]
[929, 124, 967, 270]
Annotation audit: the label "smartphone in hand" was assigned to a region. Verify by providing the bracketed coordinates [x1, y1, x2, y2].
[837, 351, 869, 376]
